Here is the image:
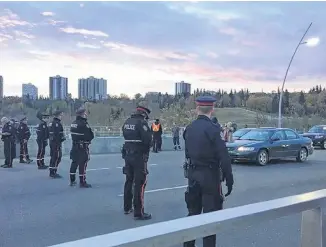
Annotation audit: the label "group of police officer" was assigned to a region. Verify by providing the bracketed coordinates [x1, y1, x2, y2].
[2, 95, 233, 247]
[121, 96, 234, 247]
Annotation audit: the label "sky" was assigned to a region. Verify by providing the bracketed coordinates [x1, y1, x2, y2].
[0, 1, 325, 98]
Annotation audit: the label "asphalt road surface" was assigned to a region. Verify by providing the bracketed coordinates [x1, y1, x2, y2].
[0, 149, 325, 247]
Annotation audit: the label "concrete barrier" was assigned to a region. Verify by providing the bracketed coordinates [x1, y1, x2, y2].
[0, 136, 185, 159]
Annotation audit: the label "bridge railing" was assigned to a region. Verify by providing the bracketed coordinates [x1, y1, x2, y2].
[49, 189, 326, 247]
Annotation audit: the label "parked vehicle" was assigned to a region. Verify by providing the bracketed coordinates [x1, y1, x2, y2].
[302, 125, 326, 149]
[226, 127, 313, 166]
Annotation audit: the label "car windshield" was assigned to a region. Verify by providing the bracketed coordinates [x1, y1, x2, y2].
[308, 126, 326, 133]
[239, 129, 271, 141]
[233, 129, 250, 137]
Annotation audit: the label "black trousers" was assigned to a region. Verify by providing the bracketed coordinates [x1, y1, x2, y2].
[19, 140, 29, 161]
[36, 140, 46, 167]
[3, 140, 16, 167]
[69, 144, 90, 183]
[123, 153, 148, 216]
[173, 136, 180, 147]
[184, 168, 224, 247]
[158, 136, 162, 150]
[49, 143, 62, 175]
[152, 135, 160, 152]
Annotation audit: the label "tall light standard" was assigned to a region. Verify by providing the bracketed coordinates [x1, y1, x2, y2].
[278, 22, 320, 128]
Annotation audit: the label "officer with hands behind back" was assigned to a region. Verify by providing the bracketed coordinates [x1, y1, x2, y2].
[122, 105, 152, 220]
[48, 110, 66, 178]
[36, 112, 50, 169]
[183, 96, 234, 247]
[69, 108, 94, 188]
[17, 117, 32, 164]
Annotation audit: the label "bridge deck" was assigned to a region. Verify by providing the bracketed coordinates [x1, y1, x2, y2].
[0, 150, 325, 247]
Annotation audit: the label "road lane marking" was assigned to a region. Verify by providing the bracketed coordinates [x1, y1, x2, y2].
[118, 185, 187, 196]
[116, 164, 158, 169]
[87, 168, 111, 171]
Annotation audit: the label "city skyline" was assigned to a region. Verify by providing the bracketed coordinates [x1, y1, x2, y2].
[0, 2, 325, 97]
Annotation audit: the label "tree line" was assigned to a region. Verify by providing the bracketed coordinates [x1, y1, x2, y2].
[0, 85, 325, 127]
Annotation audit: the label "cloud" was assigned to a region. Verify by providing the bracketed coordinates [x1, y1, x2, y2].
[41, 12, 55, 17]
[13, 30, 34, 39]
[80, 3, 84, 8]
[0, 9, 33, 29]
[76, 42, 100, 49]
[59, 26, 109, 37]
[46, 19, 66, 26]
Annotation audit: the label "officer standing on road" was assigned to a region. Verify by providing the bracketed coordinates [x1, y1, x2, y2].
[183, 96, 234, 247]
[1, 117, 16, 168]
[48, 110, 66, 178]
[17, 117, 33, 164]
[36, 112, 50, 169]
[151, 119, 162, 153]
[69, 108, 94, 188]
[122, 105, 152, 220]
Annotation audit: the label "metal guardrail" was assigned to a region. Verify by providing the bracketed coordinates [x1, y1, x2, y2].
[49, 189, 325, 247]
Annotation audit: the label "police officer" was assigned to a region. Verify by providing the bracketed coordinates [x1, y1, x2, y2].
[151, 119, 162, 153]
[122, 105, 152, 220]
[49, 110, 66, 178]
[36, 112, 50, 169]
[69, 108, 94, 188]
[183, 96, 234, 247]
[17, 117, 32, 164]
[1, 117, 16, 168]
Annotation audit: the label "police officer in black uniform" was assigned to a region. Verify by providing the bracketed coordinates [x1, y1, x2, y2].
[1, 117, 16, 168]
[122, 105, 152, 220]
[183, 96, 234, 247]
[69, 108, 94, 188]
[49, 110, 66, 178]
[36, 112, 50, 169]
[17, 117, 32, 164]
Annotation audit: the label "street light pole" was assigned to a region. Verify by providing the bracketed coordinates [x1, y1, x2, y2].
[278, 22, 313, 128]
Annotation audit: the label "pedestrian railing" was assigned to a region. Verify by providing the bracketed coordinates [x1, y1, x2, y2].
[49, 189, 325, 247]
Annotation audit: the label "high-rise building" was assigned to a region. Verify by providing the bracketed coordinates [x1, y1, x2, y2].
[49, 75, 68, 100]
[0, 75, 3, 98]
[175, 81, 191, 95]
[22, 83, 38, 99]
[78, 76, 108, 100]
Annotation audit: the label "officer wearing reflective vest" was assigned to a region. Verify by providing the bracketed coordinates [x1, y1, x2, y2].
[122, 105, 152, 220]
[17, 117, 32, 164]
[48, 110, 66, 178]
[69, 108, 94, 188]
[183, 96, 234, 247]
[151, 119, 162, 153]
[36, 112, 50, 169]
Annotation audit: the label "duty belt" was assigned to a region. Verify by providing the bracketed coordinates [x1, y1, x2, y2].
[124, 140, 142, 143]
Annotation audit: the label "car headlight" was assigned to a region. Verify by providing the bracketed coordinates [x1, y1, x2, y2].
[237, 146, 255, 152]
[315, 135, 323, 139]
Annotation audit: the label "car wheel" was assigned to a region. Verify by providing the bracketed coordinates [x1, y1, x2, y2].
[256, 149, 269, 166]
[321, 141, 326, 150]
[296, 148, 308, 162]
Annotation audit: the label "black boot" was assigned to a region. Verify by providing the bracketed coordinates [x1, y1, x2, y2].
[124, 208, 133, 215]
[80, 182, 92, 188]
[20, 159, 26, 163]
[38, 165, 48, 170]
[134, 212, 152, 220]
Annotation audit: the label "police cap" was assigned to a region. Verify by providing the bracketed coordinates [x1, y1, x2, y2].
[136, 106, 151, 115]
[42, 113, 50, 118]
[195, 96, 216, 106]
[76, 108, 87, 115]
[155, 119, 159, 121]
[53, 110, 63, 117]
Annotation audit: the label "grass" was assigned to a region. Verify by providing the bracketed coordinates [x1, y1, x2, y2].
[213, 108, 258, 127]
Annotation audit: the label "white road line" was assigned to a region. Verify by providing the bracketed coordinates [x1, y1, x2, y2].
[87, 168, 111, 171]
[116, 164, 158, 169]
[118, 185, 187, 196]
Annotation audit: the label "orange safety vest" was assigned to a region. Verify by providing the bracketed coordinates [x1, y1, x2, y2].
[152, 123, 160, 132]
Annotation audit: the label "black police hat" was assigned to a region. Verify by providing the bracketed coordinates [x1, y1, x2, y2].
[155, 119, 160, 121]
[53, 110, 63, 117]
[195, 96, 217, 106]
[76, 108, 87, 115]
[136, 106, 151, 115]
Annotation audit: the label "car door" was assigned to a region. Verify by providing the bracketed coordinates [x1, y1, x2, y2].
[269, 130, 288, 158]
[284, 130, 301, 156]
